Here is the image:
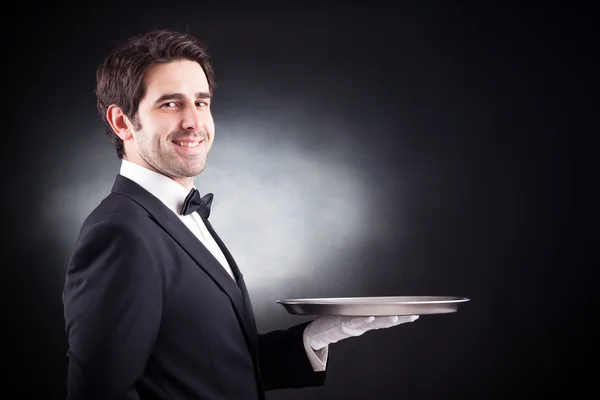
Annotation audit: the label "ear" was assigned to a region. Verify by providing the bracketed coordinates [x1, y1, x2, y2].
[106, 104, 134, 141]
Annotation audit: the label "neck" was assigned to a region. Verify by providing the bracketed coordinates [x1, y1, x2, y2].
[123, 156, 195, 191]
[172, 177, 195, 191]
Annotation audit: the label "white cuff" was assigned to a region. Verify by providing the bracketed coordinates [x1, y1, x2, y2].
[303, 326, 329, 371]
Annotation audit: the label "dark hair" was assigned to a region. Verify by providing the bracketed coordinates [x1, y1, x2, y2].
[95, 29, 216, 159]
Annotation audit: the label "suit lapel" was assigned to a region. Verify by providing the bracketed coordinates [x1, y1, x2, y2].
[203, 218, 259, 354]
[111, 175, 256, 354]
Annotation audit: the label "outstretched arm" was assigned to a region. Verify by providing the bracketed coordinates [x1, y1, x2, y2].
[63, 221, 162, 400]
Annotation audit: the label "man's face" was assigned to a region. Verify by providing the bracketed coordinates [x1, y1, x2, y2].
[124, 59, 215, 186]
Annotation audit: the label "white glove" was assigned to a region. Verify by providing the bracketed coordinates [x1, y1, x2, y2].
[304, 315, 419, 351]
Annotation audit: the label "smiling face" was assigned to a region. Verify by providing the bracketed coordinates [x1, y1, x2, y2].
[113, 59, 215, 189]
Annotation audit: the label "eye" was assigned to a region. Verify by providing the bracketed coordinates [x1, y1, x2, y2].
[162, 101, 178, 108]
[196, 101, 208, 107]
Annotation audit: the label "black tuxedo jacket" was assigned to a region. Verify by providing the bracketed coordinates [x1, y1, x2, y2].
[62, 174, 325, 399]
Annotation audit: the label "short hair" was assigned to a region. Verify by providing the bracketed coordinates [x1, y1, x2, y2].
[95, 28, 216, 158]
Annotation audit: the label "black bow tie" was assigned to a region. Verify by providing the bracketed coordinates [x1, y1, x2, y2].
[180, 189, 214, 219]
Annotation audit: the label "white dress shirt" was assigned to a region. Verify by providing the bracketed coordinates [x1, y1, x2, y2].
[119, 159, 327, 372]
[120, 159, 234, 279]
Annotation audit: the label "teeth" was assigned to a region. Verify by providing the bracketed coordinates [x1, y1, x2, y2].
[174, 141, 199, 147]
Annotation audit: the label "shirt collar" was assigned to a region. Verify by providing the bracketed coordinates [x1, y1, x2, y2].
[119, 158, 193, 215]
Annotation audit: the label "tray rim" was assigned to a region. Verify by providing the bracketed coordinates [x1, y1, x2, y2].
[276, 296, 470, 316]
[276, 296, 470, 305]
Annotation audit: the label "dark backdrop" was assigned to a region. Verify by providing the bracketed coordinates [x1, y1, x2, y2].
[5, 2, 595, 399]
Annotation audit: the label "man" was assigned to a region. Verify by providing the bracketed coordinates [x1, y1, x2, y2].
[62, 28, 418, 399]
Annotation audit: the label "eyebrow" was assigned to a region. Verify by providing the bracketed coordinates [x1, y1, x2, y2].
[153, 92, 213, 105]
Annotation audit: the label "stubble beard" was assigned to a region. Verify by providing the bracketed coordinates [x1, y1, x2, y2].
[148, 142, 209, 181]
[135, 127, 210, 181]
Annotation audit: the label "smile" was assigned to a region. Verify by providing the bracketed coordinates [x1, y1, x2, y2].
[173, 141, 201, 147]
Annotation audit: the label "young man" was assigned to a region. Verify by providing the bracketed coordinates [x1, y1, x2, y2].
[62, 28, 418, 400]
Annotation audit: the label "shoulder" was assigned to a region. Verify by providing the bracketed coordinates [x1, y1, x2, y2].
[80, 192, 152, 231]
[68, 199, 158, 276]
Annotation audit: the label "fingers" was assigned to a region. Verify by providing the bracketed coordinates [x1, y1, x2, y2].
[380, 315, 419, 327]
[402, 315, 419, 323]
[368, 316, 402, 329]
[348, 316, 375, 326]
[306, 315, 420, 349]
[342, 315, 419, 336]
[351, 315, 418, 327]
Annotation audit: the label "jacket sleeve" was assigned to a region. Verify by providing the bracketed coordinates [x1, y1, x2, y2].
[62, 220, 162, 400]
[258, 322, 327, 391]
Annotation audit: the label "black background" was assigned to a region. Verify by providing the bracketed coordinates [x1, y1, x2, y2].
[4, 2, 596, 399]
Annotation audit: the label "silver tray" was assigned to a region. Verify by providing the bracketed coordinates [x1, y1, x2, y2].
[276, 296, 470, 316]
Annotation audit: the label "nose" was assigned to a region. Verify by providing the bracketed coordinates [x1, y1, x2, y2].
[181, 105, 206, 132]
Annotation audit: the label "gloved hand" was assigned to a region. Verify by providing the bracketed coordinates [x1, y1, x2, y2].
[304, 315, 419, 350]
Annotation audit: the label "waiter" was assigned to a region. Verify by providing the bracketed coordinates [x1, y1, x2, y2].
[62, 28, 418, 400]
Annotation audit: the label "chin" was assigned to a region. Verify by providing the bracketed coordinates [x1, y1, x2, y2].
[187, 164, 207, 177]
